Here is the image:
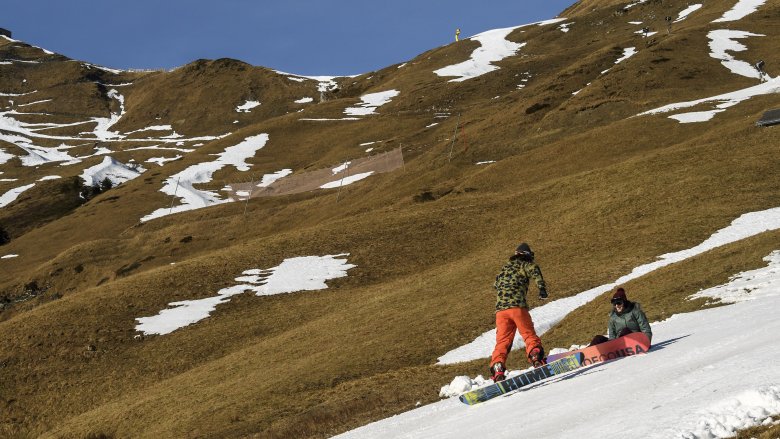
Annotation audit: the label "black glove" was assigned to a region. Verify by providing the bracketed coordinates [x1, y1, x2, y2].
[539, 288, 548, 300]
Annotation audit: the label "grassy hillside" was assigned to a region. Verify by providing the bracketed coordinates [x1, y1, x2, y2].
[1, 0, 779, 437]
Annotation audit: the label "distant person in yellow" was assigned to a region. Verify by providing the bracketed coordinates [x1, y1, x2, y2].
[455, 28, 461, 42]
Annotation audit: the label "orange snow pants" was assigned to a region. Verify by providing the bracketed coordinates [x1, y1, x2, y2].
[490, 307, 542, 367]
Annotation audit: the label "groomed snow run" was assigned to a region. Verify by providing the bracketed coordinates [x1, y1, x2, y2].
[335, 250, 780, 439]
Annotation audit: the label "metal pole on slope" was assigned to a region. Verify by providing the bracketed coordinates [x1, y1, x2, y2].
[243, 174, 255, 216]
[387, 146, 393, 173]
[462, 122, 468, 152]
[168, 177, 181, 215]
[448, 113, 461, 162]
[336, 162, 351, 203]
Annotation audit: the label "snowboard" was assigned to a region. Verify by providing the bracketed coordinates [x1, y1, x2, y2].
[545, 332, 651, 365]
[459, 352, 585, 405]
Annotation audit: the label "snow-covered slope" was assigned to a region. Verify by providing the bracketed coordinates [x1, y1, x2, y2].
[336, 251, 780, 438]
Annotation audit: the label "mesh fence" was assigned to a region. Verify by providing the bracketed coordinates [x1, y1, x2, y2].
[226, 147, 404, 200]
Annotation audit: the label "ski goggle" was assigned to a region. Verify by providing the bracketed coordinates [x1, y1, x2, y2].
[611, 299, 624, 306]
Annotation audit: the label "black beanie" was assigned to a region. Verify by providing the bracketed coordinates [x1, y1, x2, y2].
[516, 243, 532, 254]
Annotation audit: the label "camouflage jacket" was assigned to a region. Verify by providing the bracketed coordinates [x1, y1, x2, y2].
[494, 257, 546, 311]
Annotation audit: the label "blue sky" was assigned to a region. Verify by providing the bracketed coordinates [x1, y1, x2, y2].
[3, 1, 576, 76]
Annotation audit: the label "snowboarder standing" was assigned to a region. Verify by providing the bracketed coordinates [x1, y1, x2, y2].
[590, 287, 652, 346]
[489, 242, 549, 381]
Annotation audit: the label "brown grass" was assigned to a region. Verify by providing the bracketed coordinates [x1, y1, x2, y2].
[734, 418, 780, 439]
[1, 0, 780, 437]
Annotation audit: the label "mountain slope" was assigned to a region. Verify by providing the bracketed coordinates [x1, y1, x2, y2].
[337, 243, 780, 438]
[1, 0, 779, 437]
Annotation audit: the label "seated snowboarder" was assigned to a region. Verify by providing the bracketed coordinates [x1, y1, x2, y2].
[489, 242, 549, 382]
[590, 287, 652, 346]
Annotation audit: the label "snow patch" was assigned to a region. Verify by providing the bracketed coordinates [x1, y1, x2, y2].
[689, 250, 780, 304]
[145, 155, 182, 166]
[332, 162, 351, 174]
[344, 90, 399, 116]
[257, 169, 292, 187]
[299, 118, 361, 122]
[236, 100, 261, 113]
[713, 0, 767, 22]
[669, 111, 722, 123]
[680, 385, 780, 438]
[87, 89, 125, 140]
[7, 137, 78, 167]
[0, 148, 13, 165]
[0, 183, 35, 208]
[602, 47, 638, 75]
[125, 125, 174, 135]
[625, 0, 649, 9]
[675, 4, 702, 22]
[434, 26, 527, 82]
[639, 77, 780, 123]
[81, 62, 123, 75]
[708, 29, 765, 79]
[320, 172, 374, 189]
[141, 134, 269, 222]
[135, 254, 356, 335]
[615, 47, 637, 64]
[80, 156, 145, 187]
[439, 375, 492, 398]
[636, 30, 658, 38]
[17, 99, 52, 107]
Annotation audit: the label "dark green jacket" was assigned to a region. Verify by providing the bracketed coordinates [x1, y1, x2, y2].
[608, 301, 652, 342]
[494, 257, 546, 311]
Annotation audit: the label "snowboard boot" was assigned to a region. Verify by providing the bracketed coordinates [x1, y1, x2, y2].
[528, 347, 546, 368]
[489, 362, 506, 382]
[589, 335, 609, 346]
